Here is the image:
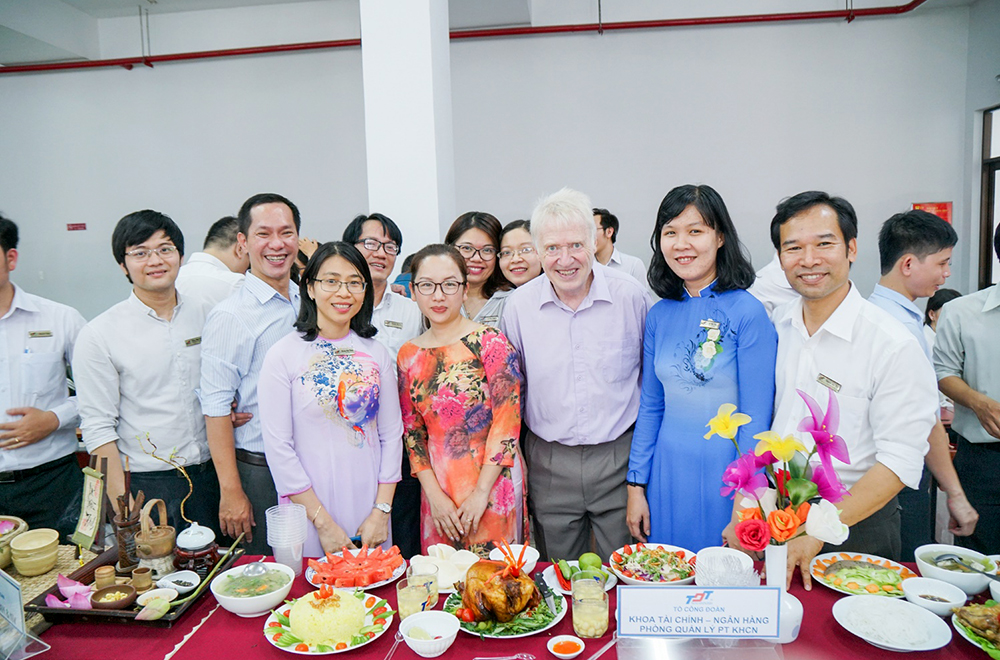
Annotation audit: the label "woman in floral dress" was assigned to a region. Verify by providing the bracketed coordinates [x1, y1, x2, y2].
[397, 244, 526, 555]
[626, 185, 777, 552]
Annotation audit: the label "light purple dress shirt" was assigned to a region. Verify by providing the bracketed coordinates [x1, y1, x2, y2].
[501, 263, 652, 446]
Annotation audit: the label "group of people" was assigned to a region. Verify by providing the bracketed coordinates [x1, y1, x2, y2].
[1, 183, 997, 589]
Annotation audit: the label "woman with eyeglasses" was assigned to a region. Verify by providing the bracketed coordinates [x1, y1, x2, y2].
[498, 220, 542, 287]
[627, 185, 777, 553]
[444, 212, 512, 328]
[258, 242, 404, 557]
[397, 244, 526, 554]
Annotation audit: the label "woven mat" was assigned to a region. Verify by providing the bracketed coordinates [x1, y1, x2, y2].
[8, 544, 97, 633]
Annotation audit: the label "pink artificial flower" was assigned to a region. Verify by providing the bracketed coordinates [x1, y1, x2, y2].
[796, 389, 850, 473]
[720, 453, 768, 500]
[754, 449, 777, 468]
[812, 461, 850, 503]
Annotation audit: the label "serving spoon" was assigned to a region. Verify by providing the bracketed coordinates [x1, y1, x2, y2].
[933, 553, 1000, 583]
[242, 557, 268, 577]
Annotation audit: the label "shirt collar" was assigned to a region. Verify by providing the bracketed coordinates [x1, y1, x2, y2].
[609, 247, 624, 265]
[126, 290, 181, 320]
[779, 281, 861, 341]
[2, 285, 39, 320]
[984, 284, 1000, 312]
[682, 280, 719, 299]
[538, 262, 609, 311]
[374, 288, 394, 312]
[185, 252, 229, 271]
[871, 283, 923, 323]
[244, 272, 298, 305]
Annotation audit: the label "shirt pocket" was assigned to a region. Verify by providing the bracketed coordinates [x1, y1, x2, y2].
[830, 390, 868, 464]
[20, 352, 65, 397]
[600, 338, 641, 384]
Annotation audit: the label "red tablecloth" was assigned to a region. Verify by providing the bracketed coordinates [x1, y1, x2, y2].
[41, 559, 988, 660]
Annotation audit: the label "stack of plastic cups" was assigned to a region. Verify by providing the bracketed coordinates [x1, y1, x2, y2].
[266, 503, 308, 576]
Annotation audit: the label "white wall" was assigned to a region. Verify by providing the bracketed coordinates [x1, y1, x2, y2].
[0, 3, 978, 318]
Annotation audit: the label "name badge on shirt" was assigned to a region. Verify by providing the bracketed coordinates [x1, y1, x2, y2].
[816, 373, 842, 393]
[699, 319, 720, 330]
[185, 337, 202, 347]
[481, 316, 499, 326]
[334, 347, 355, 356]
[383, 320, 404, 330]
[28, 331, 53, 338]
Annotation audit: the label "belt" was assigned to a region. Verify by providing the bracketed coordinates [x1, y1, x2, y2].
[135, 459, 215, 477]
[0, 454, 76, 484]
[235, 449, 268, 467]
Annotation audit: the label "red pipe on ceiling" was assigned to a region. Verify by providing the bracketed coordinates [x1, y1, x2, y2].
[0, 0, 929, 75]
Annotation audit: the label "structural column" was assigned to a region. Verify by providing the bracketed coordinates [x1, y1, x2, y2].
[359, 0, 455, 257]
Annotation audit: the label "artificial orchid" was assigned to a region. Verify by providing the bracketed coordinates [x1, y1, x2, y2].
[796, 388, 850, 472]
[753, 431, 806, 463]
[703, 403, 751, 442]
[812, 461, 850, 503]
[720, 453, 768, 500]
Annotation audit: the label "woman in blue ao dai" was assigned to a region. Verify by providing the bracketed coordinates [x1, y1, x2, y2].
[627, 185, 777, 553]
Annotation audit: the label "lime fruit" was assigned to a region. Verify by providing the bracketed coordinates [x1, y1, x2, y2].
[578, 552, 603, 571]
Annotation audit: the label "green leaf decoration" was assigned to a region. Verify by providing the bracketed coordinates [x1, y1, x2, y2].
[786, 478, 818, 506]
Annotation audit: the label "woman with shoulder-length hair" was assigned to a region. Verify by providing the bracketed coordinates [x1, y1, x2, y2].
[626, 184, 778, 552]
[259, 241, 403, 557]
[445, 212, 512, 328]
[397, 243, 526, 554]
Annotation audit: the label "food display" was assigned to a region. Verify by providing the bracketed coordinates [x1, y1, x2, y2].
[543, 556, 617, 595]
[608, 543, 695, 585]
[263, 586, 394, 654]
[832, 594, 952, 652]
[922, 552, 995, 574]
[810, 553, 917, 597]
[215, 568, 291, 598]
[408, 544, 480, 593]
[952, 601, 1000, 657]
[305, 545, 405, 589]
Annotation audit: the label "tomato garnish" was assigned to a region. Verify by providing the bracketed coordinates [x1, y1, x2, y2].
[372, 606, 387, 616]
[460, 609, 475, 623]
[623, 544, 633, 555]
[272, 633, 283, 642]
[282, 610, 291, 618]
[611, 552, 622, 563]
[374, 617, 387, 625]
[295, 644, 309, 652]
[365, 596, 376, 608]
[365, 632, 375, 639]
[335, 643, 347, 651]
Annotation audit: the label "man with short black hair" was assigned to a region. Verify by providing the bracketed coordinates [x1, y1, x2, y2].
[593, 207, 647, 285]
[74, 210, 220, 532]
[176, 216, 248, 308]
[0, 214, 86, 540]
[869, 210, 976, 559]
[200, 193, 301, 553]
[934, 223, 1000, 554]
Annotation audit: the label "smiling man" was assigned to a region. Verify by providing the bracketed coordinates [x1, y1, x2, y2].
[501, 188, 652, 560]
[200, 193, 301, 553]
[761, 191, 937, 588]
[74, 210, 219, 532]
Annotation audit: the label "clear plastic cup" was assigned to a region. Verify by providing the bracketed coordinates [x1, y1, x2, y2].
[265, 504, 307, 546]
[272, 543, 305, 576]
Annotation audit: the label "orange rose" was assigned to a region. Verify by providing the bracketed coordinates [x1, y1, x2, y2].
[737, 507, 763, 522]
[792, 502, 811, 525]
[767, 507, 800, 543]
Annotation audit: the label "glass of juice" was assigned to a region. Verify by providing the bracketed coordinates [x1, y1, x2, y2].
[407, 564, 439, 608]
[395, 578, 431, 620]
[571, 571, 608, 638]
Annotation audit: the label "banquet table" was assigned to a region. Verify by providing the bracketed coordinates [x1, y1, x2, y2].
[39, 559, 988, 660]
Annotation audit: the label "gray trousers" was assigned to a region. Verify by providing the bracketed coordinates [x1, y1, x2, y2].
[234, 459, 278, 555]
[821, 495, 901, 561]
[525, 428, 632, 560]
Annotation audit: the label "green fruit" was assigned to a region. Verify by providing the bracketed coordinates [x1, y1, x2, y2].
[578, 552, 603, 570]
[568, 565, 580, 575]
[558, 559, 573, 580]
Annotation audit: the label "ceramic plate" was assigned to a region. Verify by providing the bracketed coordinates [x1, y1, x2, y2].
[832, 595, 951, 652]
[542, 561, 617, 595]
[952, 609, 1000, 656]
[443, 591, 568, 639]
[810, 552, 917, 598]
[262, 589, 394, 655]
[607, 543, 696, 586]
[304, 550, 406, 589]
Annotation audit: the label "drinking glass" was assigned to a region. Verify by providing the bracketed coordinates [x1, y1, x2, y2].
[395, 578, 431, 620]
[406, 564, 439, 608]
[571, 570, 609, 638]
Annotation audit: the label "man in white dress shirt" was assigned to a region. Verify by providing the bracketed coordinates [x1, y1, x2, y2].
[593, 208, 648, 286]
[342, 213, 423, 557]
[868, 210, 976, 561]
[176, 216, 248, 308]
[756, 191, 936, 589]
[0, 215, 86, 539]
[74, 210, 219, 533]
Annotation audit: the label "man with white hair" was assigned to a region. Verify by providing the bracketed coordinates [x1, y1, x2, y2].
[502, 188, 652, 559]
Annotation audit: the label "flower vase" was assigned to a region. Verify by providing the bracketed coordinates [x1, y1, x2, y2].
[765, 544, 803, 644]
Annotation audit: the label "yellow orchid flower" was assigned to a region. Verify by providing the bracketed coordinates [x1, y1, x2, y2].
[703, 403, 752, 440]
[753, 431, 806, 463]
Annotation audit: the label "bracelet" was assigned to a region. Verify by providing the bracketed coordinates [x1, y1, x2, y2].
[310, 504, 323, 523]
[626, 481, 647, 489]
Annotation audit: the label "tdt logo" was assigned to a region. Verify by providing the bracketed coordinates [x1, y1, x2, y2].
[685, 591, 714, 604]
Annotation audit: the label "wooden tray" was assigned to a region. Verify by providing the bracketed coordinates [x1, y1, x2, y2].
[24, 546, 244, 627]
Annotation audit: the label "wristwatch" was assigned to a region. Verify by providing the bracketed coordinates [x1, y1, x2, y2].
[374, 502, 392, 514]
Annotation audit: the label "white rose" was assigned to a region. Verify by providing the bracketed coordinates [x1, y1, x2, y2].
[805, 499, 849, 545]
[739, 488, 777, 516]
[701, 341, 716, 359]
[707, 328, 721, 341]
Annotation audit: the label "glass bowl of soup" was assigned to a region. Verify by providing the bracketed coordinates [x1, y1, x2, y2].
[210, 562, 295, 617]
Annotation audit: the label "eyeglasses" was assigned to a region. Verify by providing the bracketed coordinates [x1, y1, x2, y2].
[413, 280, 464, 296]
[356, 238, 400, 256]
[315, 279, 367, 294]
[498, 246, 536, 260]
[543, 243, 587, 257]
[125, 245, 179, 260]
[454, 244, 497, 261]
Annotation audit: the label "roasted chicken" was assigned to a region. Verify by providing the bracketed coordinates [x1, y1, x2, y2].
[954, 603, 1000, 643]
[458, 560, 541, 623]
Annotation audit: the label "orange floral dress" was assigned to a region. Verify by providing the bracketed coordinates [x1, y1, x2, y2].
[397, 327, 527, 556]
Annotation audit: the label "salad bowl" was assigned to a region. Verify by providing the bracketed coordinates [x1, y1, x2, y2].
[608, 543, 696, 586]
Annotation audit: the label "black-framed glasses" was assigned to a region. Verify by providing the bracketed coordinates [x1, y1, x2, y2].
[498, 246, 536, 260]
[356, 238, 400, 256]
[454, 244, 497, 261]
[413, 280, 464, 296]
[125, 245, 179, 261]
[315, 279, 367, 294]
